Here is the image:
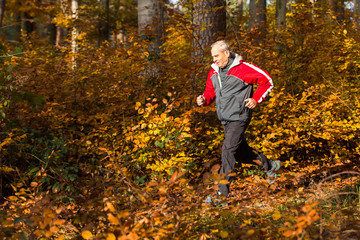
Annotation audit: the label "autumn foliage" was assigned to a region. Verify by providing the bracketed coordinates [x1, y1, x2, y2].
[1, 1, 360, 239]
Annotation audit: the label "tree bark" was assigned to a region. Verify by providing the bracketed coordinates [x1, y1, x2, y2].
[138, 0, 165, 55]
[356, 0, 360, 28]
[249, 0, 266, 43]
[238, 0, 243, 20]
[0, 0, 5, 28]
[276, 0, 287, 29]
[329, 0, 344, 23]
[192, 0, 226, 61]
[99, 0, 110, 44]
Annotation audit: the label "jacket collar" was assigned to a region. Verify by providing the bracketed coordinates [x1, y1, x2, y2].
[211, 53, 243, 73]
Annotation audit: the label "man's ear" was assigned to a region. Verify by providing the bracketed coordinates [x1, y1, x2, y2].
[225, 50, 230, 58]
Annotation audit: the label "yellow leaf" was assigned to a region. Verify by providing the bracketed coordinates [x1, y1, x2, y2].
[118, 210, 130, 218]
[244, 219, 251, 225]
[272, 210, 282, 220]
[135, 102, 141, 110]
[219, 179, 229, 185]
[8, 196, 18, 201]
[219, 231, 229, 238]
[107, 213, 120, 225]
[81, 231, 93, 239]
[106, 233, 116, 240]
[246, 230, 255, 236]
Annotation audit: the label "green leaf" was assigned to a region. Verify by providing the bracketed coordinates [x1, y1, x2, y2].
[6, 64, 14, 73]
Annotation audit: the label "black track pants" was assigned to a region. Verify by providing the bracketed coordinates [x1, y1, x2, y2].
[218, 121, 270, 197]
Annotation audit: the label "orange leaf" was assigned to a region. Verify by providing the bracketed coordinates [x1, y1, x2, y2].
[283, 230, 294, 237]
[81, 231, 93, 239]
[53, 219, 66, 225]
[106, 233, 116, 240]
[107, 213, 120, 225]
[106, 202, 116, 213]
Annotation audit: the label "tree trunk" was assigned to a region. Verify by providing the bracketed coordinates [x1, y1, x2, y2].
[192, 0, 226, 61]
[22, 12, 35, 35]
[276, 0, 287, 29]
[47, 16, 57, 45]
[329, 0, 344, 23]
[99, 0, 110, 44]
[238, 0, 243, 21]
[0, 0, 5, 28]
[249, 0, 266, 43]
[56, 27, 66, 46]
[356, 0, 360, 28]
[138, 0, 165, 55]
[71, 0, 78, 70]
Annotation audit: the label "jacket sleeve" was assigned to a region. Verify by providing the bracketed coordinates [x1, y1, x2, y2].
[241, 62, 274, 103]
[202, 71, 216, 106]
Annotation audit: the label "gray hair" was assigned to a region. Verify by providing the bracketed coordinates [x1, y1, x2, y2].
[211, 40, 231, 53]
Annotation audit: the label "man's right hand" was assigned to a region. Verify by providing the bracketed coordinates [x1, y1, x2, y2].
[196, 95, 205, 106]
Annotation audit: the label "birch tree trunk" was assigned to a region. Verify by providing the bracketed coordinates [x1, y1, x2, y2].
[0, 0, 5, 28]
[71, 0, 78, 70]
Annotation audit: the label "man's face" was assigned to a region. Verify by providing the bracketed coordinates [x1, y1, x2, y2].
[211, 46, 230, 69]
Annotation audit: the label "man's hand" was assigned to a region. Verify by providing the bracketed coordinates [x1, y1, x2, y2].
[196, 95, 205, 106]
[245, 98, 257, 109]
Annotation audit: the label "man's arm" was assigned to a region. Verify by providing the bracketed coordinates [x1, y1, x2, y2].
[198, 71, 216, 106]
[242, 62, 274, 104]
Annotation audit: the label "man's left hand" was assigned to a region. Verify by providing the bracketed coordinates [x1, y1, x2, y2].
[245, 98, 257, 109]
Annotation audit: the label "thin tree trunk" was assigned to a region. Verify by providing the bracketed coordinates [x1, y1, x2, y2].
[99, 0, 110, 45]
[276, 0, 287, 29]
[238, 0, 243, 21]
[56, 26, 66, 46]
[71, 0, 78, 70]
[0, 155, 2, 200]
[22, 12, 35, 35]
[356, 0, 360, 28]
[0, 0, 5, 28]
[47, 16, 57, 45]
[329, 0, 344, 23]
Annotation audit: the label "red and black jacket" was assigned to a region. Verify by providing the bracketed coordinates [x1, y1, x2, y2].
[202, 54, 274, 124]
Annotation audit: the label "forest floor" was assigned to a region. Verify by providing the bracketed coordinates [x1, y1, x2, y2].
[194, 159, 360, 239]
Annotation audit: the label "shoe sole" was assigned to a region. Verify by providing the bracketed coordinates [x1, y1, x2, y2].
[267, 160, 280, 185]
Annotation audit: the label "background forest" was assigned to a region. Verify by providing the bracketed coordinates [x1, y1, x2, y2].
[0, 0, 360, 239]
